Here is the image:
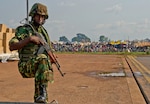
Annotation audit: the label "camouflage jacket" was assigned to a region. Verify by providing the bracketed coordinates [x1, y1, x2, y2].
[9, 23, 52, 62]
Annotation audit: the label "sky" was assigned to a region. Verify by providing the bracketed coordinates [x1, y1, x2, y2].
[1, 0, 150, 42]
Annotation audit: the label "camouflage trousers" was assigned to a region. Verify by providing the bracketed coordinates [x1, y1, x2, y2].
[18, 54, 54, 102]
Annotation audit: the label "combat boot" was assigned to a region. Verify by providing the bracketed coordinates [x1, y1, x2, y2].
[35, 85, 47, 103]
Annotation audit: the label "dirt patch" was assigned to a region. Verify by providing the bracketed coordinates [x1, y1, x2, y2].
[0, 54, 145, 104]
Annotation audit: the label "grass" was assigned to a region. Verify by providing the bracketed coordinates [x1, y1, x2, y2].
[55, 51, 150, 56]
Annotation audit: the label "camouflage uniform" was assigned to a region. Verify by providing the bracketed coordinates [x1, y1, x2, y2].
[9, 3, 53, 103]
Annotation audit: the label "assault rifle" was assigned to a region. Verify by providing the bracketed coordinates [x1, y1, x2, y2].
[37, 32, 65, 77]
[28, 24, 65, 77]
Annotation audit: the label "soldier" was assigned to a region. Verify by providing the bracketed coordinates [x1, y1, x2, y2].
[9, 3, 55, 103]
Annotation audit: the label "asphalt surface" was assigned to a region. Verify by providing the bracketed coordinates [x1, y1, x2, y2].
[136, 56, 150, 70]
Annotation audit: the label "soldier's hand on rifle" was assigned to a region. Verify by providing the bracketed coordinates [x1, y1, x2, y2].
[30, 36, 44, 45]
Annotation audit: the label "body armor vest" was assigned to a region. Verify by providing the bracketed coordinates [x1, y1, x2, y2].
[18, 24, 51, 62]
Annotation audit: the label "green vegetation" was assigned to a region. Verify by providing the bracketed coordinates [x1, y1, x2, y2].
[56, 51, 150, 56]
[72, 33, 91, 42]
[59, 36, 70, 42]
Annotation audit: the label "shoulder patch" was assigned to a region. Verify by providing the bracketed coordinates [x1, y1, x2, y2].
[15, 25, 30, 40]
[15, 26, 27, 35]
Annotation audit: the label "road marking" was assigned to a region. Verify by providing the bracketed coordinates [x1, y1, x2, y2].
[127, 55, 150, 83]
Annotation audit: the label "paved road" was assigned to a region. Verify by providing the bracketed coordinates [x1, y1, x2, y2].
[136, 56, 150, 70]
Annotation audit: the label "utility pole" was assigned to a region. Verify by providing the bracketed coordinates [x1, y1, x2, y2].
[26, 0, 29, 21]
[20, 0, 29, 24]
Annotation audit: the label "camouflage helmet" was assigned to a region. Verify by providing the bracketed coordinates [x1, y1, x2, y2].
[29, 3, 48, 19]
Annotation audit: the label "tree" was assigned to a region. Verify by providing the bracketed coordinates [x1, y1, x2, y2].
[59, 36, 70, 42]
[72, 33, 91, 42]
[99, 35, 108, 43]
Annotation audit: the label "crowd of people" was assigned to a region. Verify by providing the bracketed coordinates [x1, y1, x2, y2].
[52, 41, 128, 52]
